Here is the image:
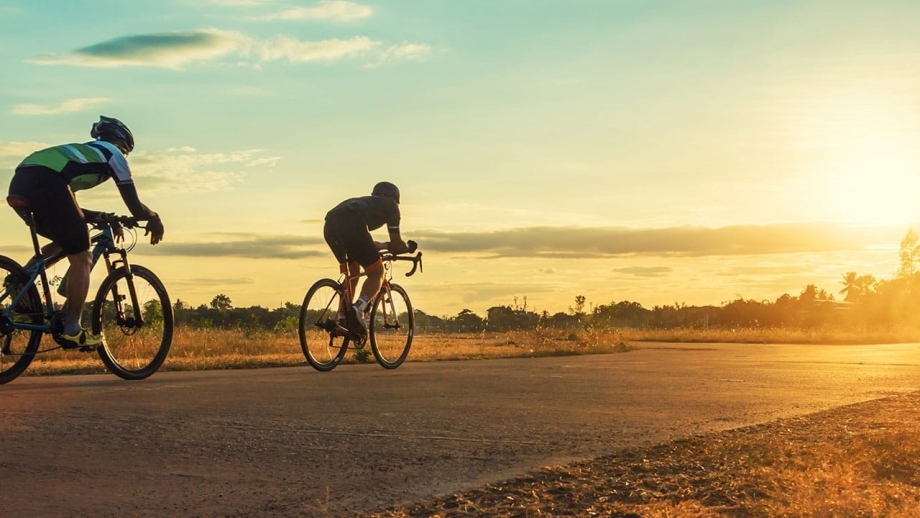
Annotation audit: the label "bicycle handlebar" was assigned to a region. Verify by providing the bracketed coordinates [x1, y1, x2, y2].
[89, 213, 147, 230]
[380, 251, 424, 277]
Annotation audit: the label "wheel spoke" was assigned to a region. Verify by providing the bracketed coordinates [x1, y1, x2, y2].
[0, 256, 42, 384]
[300, 279, 349, 371]
[93, 266, 172, 380]
[370, 283, 413, 369]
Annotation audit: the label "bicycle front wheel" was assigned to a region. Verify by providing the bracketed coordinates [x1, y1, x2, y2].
[299, 279, 350, 371]
[92, 265, 173, 380]
[370, 283, 413, 369]
[0, 256, 42, 384]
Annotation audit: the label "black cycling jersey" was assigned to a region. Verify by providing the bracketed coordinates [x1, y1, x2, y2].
[325, 195, 399, 233]
[324, 195, 400, 268]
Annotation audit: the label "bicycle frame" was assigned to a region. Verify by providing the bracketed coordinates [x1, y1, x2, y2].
[2, 221, 140, 335]
[318, 251, 422, 338]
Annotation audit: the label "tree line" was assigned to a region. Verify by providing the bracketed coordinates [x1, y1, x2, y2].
[172, 229, 920, 334]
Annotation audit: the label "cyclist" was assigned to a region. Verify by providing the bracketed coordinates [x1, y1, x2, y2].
[6, 116, 164, 349]
[323, 181, 409, 337]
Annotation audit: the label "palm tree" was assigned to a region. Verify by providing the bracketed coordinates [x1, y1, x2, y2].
[839, 272, 860, 302]
[856, 274, 877, 297]
[840, 272, 877, 302]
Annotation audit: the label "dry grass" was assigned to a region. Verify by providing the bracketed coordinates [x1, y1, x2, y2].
[19, 327, 634, 377]
[616, 326, 920, 345]
[369, 392, 920, 517]
[402, 328, 632, 362]
[18, 325, 920, 378]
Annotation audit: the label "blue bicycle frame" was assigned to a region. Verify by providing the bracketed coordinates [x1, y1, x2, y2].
[2, 223, 126, 333]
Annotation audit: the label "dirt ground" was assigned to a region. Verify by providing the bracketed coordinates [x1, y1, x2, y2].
[368, 391, 920, 517]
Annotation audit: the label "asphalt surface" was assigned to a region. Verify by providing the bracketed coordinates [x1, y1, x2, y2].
[2, 342, 919, 517]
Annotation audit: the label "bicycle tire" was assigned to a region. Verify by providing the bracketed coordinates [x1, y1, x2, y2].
[369, 283, 413, 369]
[299, 278, 350, 371]
[91, 265, 173, 380]
[0, 256, 42, 384]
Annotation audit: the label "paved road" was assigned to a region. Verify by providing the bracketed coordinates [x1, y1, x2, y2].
[2, 342, 919, 517]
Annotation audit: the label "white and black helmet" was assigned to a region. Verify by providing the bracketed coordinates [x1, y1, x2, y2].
[372, 181, 400, 204]
[91, 115, 135, 153]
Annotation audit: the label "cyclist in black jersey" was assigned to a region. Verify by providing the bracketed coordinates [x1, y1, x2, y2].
[324, 181, 409, 336]
[6, 116, 164, 349]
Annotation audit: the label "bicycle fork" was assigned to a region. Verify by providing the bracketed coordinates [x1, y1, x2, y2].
[102, 250, 144, 331]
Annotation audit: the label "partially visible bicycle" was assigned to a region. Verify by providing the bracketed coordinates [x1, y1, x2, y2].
[0, 195, 173, 384]
[299, 241, 422, 371]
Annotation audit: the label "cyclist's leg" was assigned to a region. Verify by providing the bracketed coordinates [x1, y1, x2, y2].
[324, 220, 357, 311]
[338, 235, 379, 336]
[356, 258, 384, 311]
[24, 173, 96, 344]
[62, 251, 92, 330]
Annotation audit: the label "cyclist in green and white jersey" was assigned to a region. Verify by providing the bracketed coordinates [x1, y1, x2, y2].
[7, 116, 164, 349]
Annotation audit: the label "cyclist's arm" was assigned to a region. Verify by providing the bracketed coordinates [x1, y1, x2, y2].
[116, 182, 164, 244]
[82, 208, 103, 222]
[385, 225, 409, 254]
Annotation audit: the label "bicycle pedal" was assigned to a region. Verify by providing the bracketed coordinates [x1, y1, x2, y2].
[52, 334, 79, 350]
[78, 345, 99, 353]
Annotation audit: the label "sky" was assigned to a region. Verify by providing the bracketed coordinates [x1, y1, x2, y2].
[1, 0, 919, 317]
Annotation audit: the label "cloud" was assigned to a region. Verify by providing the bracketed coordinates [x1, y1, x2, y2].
[129, 148, 280, 193]
[175, 277, 256, 286]
[412, 224, 903, 258]
[0, 143, 275, 194]
[365, 43, 432, 68]
[11, 97, 113, 116]
[0, 141, 47, 168]
[147, 223, 903, 263]
[248, 1, 374, 22]
[149, 234, 326, 259]
[27, 29, 423, 69]
[252, 35, 378, 62]
[30, 29, 244, 69]
[615, 266, 673, 278]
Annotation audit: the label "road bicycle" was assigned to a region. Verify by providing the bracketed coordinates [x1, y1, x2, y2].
[0, 195, 173, 384]
[299, 241, 422, 371]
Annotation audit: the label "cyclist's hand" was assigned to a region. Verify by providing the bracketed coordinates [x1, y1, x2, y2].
[407, 240, 418, 253]
[145, 215, 164, 245]
[112, 220, 125, 243]
[388, 240, 410, 254]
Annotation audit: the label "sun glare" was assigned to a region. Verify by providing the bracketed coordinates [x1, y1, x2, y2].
[806, 89, 920, 226]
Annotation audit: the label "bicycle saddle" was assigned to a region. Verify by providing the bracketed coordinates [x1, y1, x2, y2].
[6, 195, 31, 209]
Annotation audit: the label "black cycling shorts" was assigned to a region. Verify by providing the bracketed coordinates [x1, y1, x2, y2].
[323, 215, 379, 268]
[8, 167, 91, 255]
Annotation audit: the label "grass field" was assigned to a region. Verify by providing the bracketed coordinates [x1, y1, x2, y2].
[17, 324, 920, 378]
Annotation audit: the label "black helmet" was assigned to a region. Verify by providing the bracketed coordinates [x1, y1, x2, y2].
[372, 181, 400, 204]
[91, 115, 135, 153]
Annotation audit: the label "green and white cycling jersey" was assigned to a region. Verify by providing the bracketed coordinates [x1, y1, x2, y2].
[16, 140, 133, 192]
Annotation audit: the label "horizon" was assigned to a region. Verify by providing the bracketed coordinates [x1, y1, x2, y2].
[2, 1, 919, 316]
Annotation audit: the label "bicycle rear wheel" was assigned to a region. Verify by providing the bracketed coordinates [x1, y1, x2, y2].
[299, 279, 350, 371]
[0, 256, 42, 384]
[369, 283, 413, 369]
[92, 265, 173, 380]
